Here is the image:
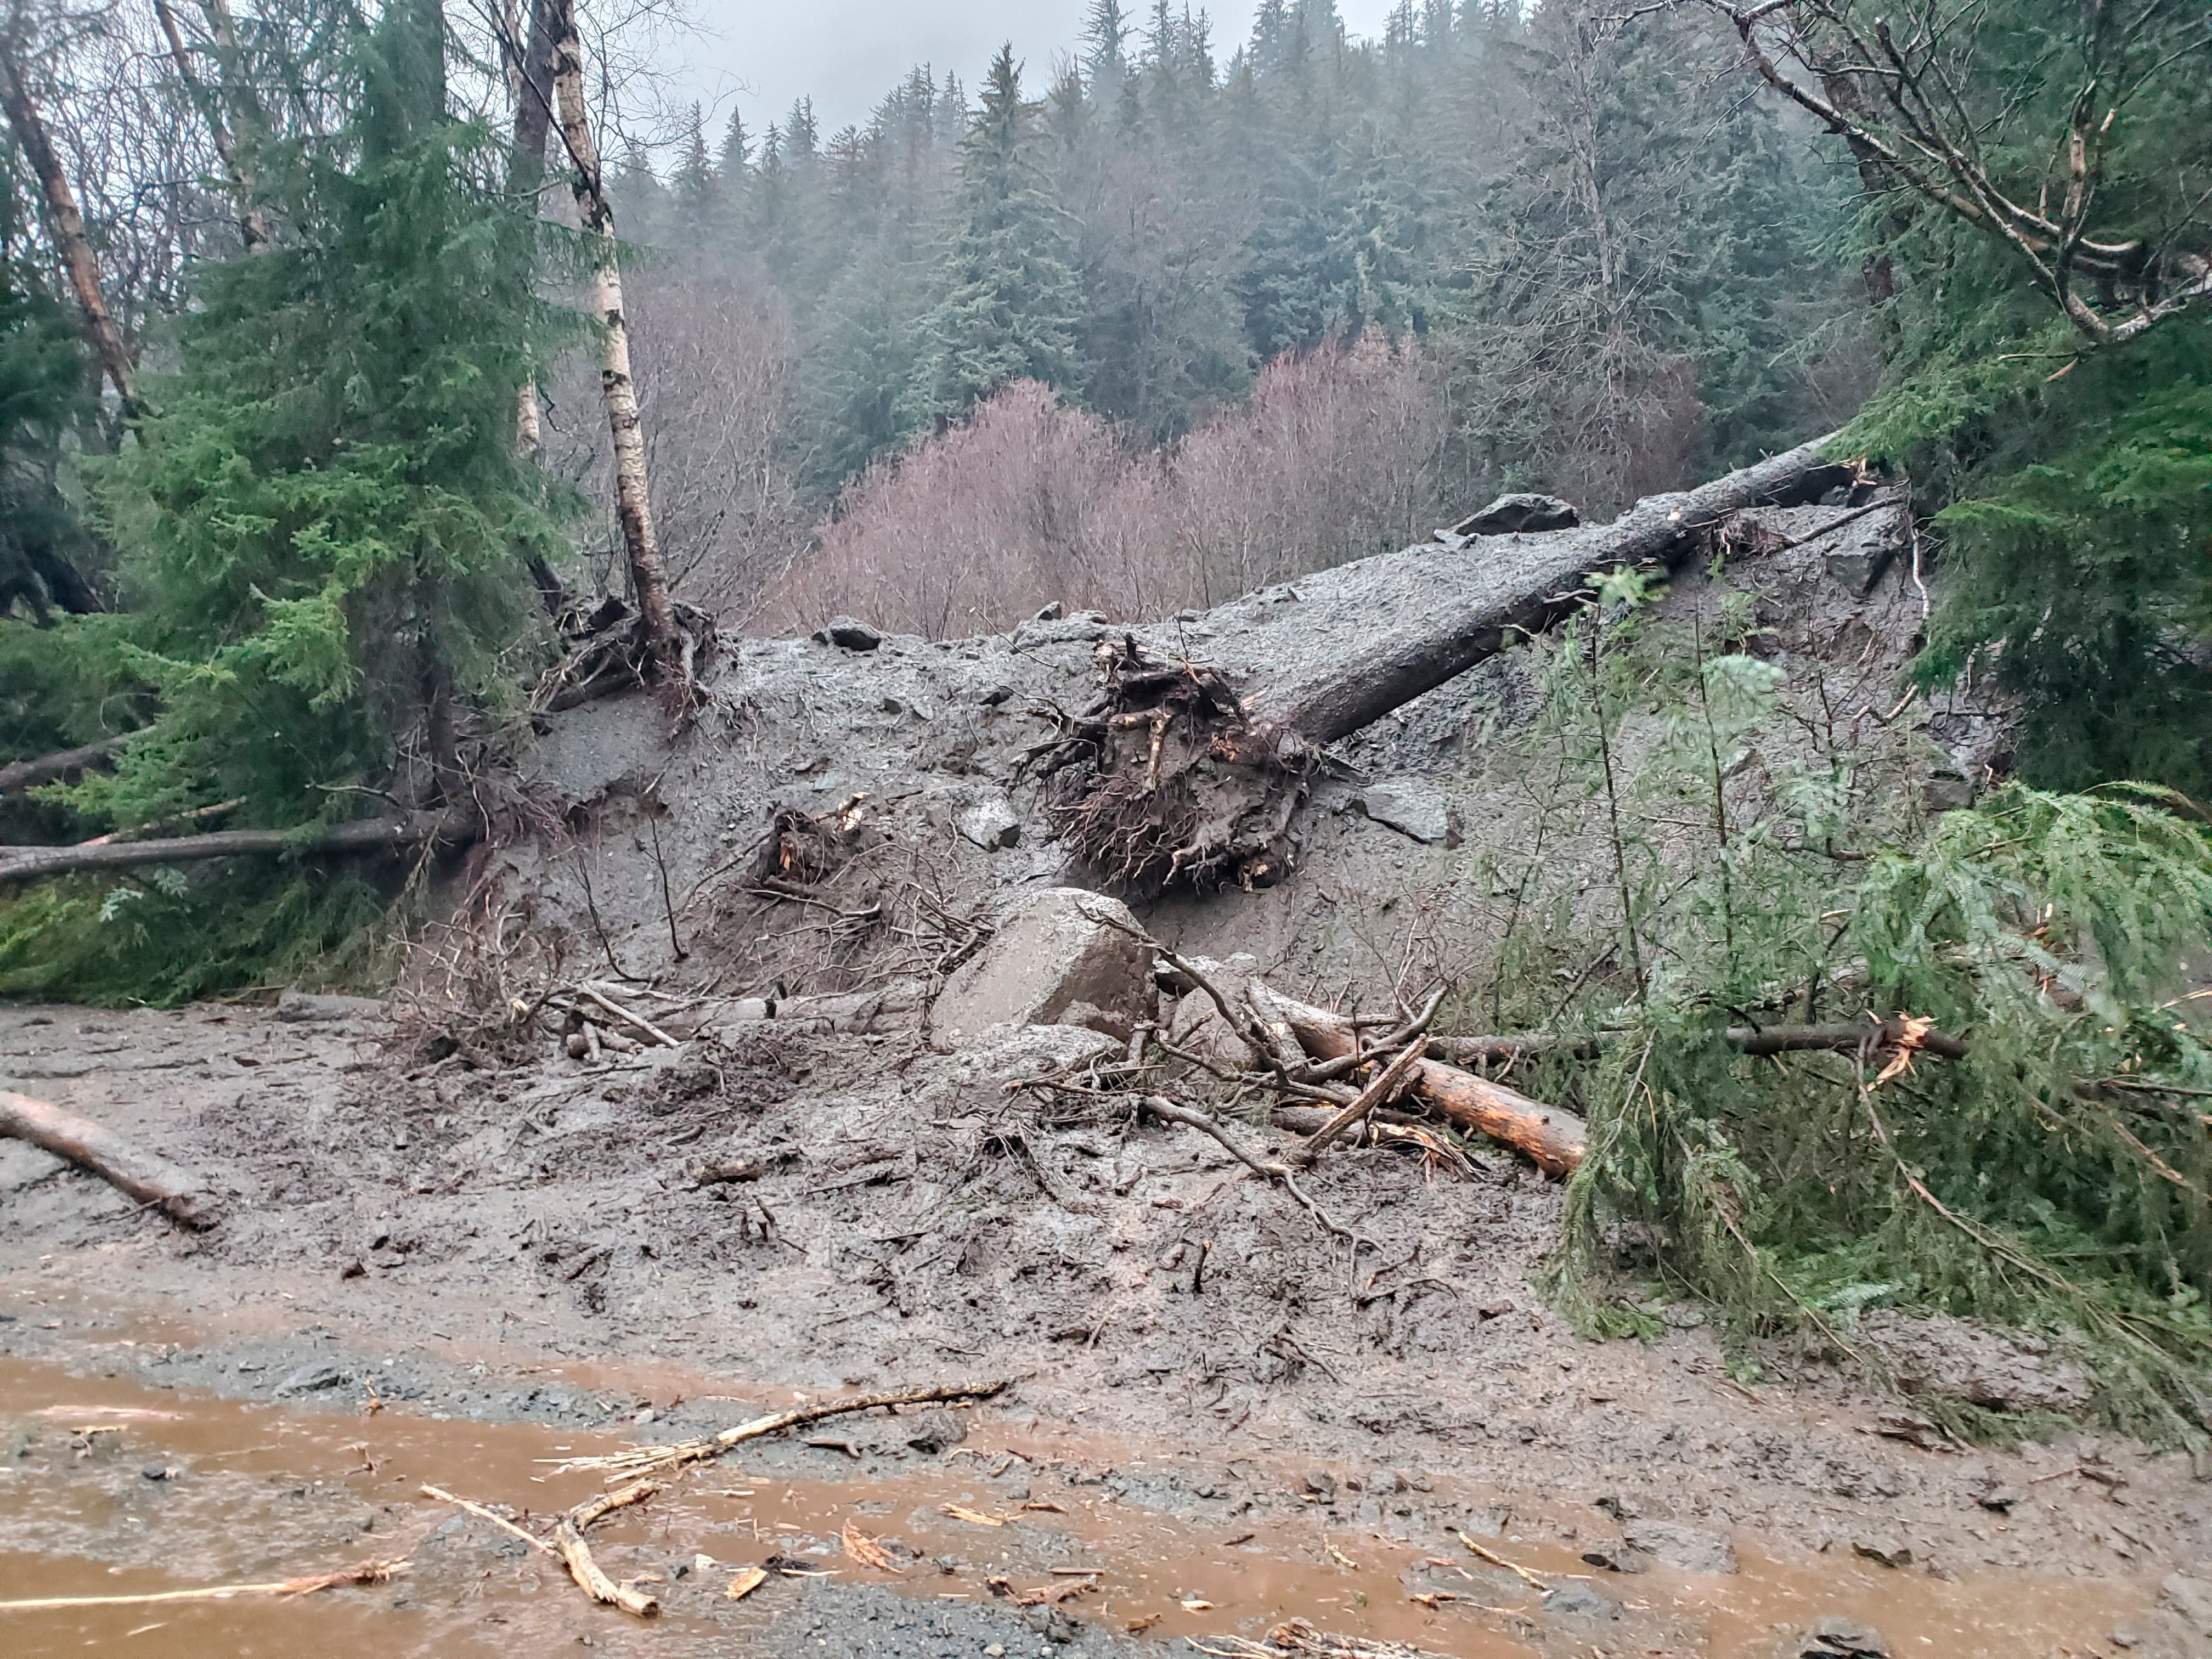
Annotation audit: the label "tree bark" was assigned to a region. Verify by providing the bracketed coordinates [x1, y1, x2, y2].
[1043, 440, 1856, 889]
[148, 0, 267, 251]
[0, 732, 135, 797]
[1259, 990, 1589, 1176]
[506, 0, 556, 461]
[0, 30, 138, 411]
[547, 0, 684, 693]
[1250, 436, 1848, 747]
[0, 1090, 220, 1228]
[0, 809, 476, 883]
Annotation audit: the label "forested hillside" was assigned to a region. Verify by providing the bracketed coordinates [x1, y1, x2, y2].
[585, 1, 1871, 624]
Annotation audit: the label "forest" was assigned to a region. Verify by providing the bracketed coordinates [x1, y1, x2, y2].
[2, 0, 2211, 1555]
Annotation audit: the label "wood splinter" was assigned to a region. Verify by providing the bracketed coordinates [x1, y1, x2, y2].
[0, 1559, 406, 1612]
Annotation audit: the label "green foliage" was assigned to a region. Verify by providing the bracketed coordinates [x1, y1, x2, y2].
[0, 865, 392, 1006]
[902, 46, 1085, 435]
[1501, 588, 2212, 1437]
[1816, 1, 2212, 795]
[3, 0, 574, 1006]
[1909, 329, 2212, 795]
[78, 0, 570, 835]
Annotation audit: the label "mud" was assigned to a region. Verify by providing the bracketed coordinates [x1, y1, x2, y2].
[5, 1002, 2211, 1657]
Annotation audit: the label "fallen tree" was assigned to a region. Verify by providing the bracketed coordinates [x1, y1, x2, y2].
[0, 1090, 221, 1228]
[0, 733, 136, 797]
[1258, 991, 1589, 1177]
[0, 808, 478, 884]
[1031, 437, 1861, 888]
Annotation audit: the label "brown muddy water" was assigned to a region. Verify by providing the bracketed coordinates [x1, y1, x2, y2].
[0, 1356, 2152, 1658]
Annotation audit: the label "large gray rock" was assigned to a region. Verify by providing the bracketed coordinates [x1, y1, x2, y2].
[1863, 1312, 2094, 1413]
[275, 990, 382, 1024]
[930, 889, 1152, 1052]
[955, 790, 1022, 850]
[1444, 493, 1581, 539]
[1359, 780, 1452, 845]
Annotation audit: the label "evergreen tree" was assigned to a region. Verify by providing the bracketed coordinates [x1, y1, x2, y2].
[901, 46, 1083, 433]
[83, 0, 571, 833]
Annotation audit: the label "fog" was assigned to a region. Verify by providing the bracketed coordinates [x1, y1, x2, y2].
[665, 0, 1404, 134]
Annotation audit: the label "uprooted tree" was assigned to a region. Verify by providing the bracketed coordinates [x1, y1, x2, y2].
[1026, 435, 1852, 890]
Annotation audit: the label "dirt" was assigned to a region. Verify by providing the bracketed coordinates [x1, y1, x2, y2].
[4, 1000, 2210, 1657]
[4, 493, 2205, 1654]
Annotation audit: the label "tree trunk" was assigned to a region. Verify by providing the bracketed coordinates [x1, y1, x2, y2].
[1036, 439, 1853, 889]
[0, 31, 138, 411]
[1260, 991, 1589, 1176]
[506, 0, 556, 461]
[0, 732, 134, 797]
[0, 1090, 220, 1228]
[547, 0, 684, 695]
[1254, 435, 1847, 747]
[0, 809, 477, 883]
[148, 0, 267, 251]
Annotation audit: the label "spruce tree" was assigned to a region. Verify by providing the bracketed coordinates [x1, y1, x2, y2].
[84, 0, 571, 833]
[901, 46, 1083, 433]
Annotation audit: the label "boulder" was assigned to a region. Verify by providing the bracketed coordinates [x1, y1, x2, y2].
[930, 889, 1153, 1052]
[955, 791, 1022, 850]
[1444, 493, 1581, 539]
[1863, 1313, 2094, 1413]
[1358, 780, 1453, 845]
[1623, 1519, 1739, 1575]
[1543, 1579, 1620, 1620]
[275, 990, 383, 1024]
[814, 616, 883, 651]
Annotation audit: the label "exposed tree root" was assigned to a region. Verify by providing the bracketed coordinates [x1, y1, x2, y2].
[1024, 635, 1313, 892]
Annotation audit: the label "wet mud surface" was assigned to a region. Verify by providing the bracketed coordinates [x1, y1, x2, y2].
[4, 1001, 2211, 1656]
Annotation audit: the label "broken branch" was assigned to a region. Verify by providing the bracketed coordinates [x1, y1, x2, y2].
[557, 1379, 1012, 1480]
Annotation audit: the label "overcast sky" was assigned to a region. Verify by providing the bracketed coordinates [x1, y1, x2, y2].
[657, 2, 1404, 140]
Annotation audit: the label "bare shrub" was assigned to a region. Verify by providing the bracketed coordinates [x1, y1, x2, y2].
[770, 334, 1453, 636]
[544, 269, 814, 624]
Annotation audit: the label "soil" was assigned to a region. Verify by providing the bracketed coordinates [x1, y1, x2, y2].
[4, 998, 2210, 1657]
[4, 492, 2205, 1655]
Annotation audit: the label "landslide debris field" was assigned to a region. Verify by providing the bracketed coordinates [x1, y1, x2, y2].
[5, 474, 2211, 1658]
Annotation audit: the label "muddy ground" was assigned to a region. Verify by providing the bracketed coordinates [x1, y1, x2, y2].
[4, 997, 2210, 1658]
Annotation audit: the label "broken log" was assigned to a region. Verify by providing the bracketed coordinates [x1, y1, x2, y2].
[0, 808, 477, 884]
[0, 1090, 221, 1228]
[1259, 994, 1588, 1176]
[0, 732, 136, 797]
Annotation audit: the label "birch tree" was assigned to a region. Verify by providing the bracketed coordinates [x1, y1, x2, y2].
[546, 0, 685, 695]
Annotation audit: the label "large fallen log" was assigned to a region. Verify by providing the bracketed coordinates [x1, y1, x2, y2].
[0, 808, 477, 884]
[1031, 438, 1855, 888]
[0, 1090, 221, 1228]
[1258, 991, 1589, 1176]
[1243, 435, 1850, 746]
